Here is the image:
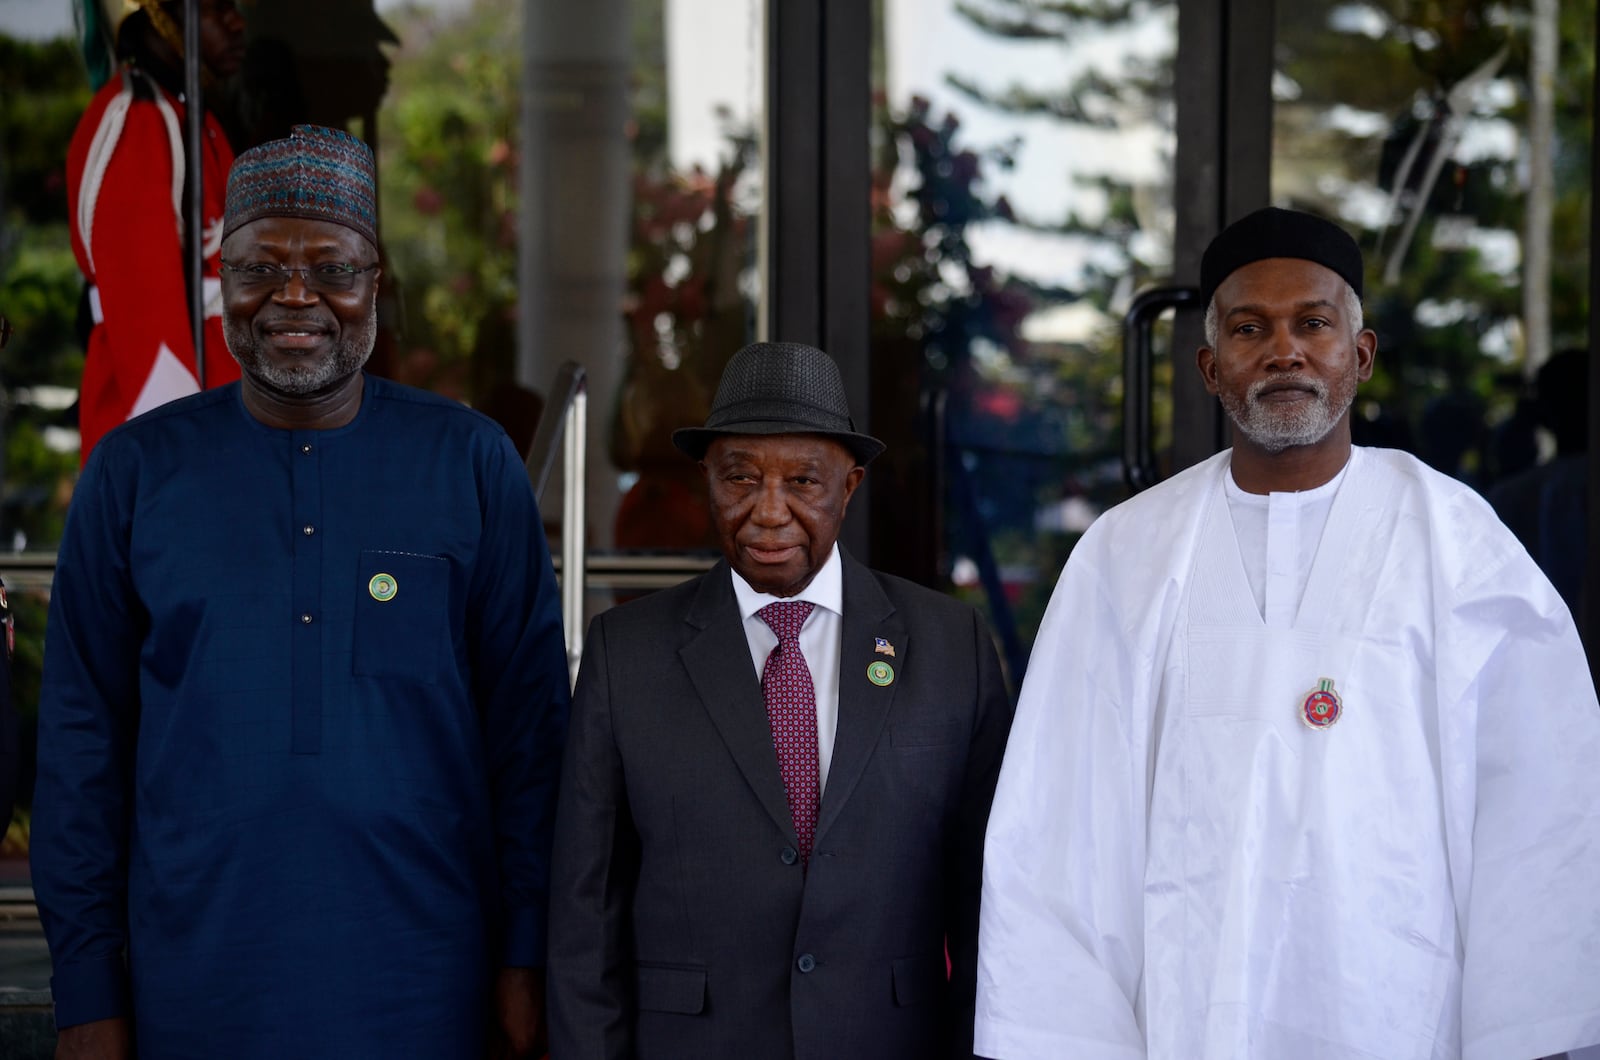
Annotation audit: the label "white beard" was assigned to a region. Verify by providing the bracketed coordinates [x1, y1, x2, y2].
[1220, 369, 1357, 454]
[225, 300, 377, 396]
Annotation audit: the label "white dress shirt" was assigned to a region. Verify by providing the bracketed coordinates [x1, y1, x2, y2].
[730, 543, 843, 793]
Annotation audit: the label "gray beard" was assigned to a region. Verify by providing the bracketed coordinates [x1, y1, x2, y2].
[1220, 372, 1356, 454]
[225, 300, 377, 396]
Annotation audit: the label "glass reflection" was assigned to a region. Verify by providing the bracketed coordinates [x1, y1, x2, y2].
[1273, 0, 1587, 486]
[1273, 0, 1593, 622]
[872, 0, 1178, 673]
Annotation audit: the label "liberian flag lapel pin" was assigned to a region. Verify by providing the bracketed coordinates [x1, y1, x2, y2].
[874, 637, 895, 657]
[1300, 678, 1343, 730]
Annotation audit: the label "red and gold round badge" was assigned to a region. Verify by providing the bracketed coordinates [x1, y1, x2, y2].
[1300, 678, 1343, 730]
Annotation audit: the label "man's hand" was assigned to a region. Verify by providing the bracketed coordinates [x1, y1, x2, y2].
[487, 966, 546, 1060]
[55, 1017, 131, 1060]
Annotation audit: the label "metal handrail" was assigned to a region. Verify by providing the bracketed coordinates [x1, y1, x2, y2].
[550, 553, 717, 590]
[559, 389, 587, 687]
[182, 0, 205, 388]
[524, 362, 589, 688]
[526, 362, 587, 498]
[0, 553, 58, 593]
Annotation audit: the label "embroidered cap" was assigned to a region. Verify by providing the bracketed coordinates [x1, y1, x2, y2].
[223, 124, 379, 247]
[1200, 207, 1364, 308]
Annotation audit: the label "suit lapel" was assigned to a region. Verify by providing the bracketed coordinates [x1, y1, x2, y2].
[679, 562, 797, 843]
[816, 552, 903, 844]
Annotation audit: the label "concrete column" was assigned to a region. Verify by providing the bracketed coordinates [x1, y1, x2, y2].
[1523, 0, 1556, 376]
[518, 0, 633, 549]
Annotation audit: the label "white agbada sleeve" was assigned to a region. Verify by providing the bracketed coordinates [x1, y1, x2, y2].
[974, 455, 1214, 1060]
[975, 552, 1145, 1059]
[1431, 504, 1600, 1060]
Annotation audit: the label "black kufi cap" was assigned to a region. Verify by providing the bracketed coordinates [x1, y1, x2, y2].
[1200, 207, 1364, 307]
[672, 341, 885, 465]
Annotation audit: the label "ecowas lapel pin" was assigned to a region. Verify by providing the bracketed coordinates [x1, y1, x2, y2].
[1300, 678, 1343, 729]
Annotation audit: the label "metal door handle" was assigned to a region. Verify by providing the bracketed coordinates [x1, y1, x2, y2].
[1122, 285, 1201, 492]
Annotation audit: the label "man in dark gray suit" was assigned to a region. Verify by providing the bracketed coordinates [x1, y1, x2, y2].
[548, 341, 1012, 1060]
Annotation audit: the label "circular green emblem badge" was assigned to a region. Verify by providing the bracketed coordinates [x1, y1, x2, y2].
[368, 573, 398, 602]
[867, 661, 894, 687]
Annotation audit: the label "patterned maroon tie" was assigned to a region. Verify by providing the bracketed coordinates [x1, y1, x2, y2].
[758, 601, 819, 865]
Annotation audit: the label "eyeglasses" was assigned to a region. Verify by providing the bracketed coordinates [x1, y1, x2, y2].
[220, 261, 379, 294]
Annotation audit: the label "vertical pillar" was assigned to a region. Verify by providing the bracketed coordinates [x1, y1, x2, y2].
[1171, 0, 1275, 472]
[1524, 0, 1557, 376]
[766, 0, 872, 557]
[518, 1, 632, 549]
[1585, 7, 1600, 673]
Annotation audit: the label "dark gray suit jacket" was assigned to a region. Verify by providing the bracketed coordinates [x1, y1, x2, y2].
[548, 551, 1012, 1060]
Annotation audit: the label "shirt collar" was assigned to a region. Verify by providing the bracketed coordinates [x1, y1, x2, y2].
[730, 543, 843, 622]
[1225, 447, 1355, 504]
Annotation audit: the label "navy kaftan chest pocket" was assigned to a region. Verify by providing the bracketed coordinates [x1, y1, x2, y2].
[353, 550, 450, 684]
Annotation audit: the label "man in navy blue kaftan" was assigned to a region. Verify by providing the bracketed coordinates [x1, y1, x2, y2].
[31, 124, 570, 1060]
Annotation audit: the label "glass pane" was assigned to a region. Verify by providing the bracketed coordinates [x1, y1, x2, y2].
[503, 0, 764, 560]
[0, 26, 85, 554]
[0, 11, 87, 996]
[233, 0, 763, 572]
[0, 0, 766, 550]
[872, 0, 1179, 678]
[1273, 0, 1593, 621]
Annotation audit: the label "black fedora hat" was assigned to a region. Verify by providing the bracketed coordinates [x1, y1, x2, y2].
[672, 341, 885, 465]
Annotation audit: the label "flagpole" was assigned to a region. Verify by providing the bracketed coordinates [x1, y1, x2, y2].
[182, 0, 205, 389]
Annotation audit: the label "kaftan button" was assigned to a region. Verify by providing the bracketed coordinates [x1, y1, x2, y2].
[300, 613, 313, 624]
[796, 954, 816, 973]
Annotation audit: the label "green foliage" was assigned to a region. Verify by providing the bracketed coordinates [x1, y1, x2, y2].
[0, 31, 88, 824]
[1, 33, 87, 553]
[0, 36, 90, 228]
[953, 0, 1149, 38]
[1, 227, 86, 389]
[5, 422, 77, 547]
[376, 0, 522, 395]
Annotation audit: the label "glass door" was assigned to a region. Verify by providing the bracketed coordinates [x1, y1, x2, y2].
[870, 0, 1180, 679]
[1271, 0, 1593, 627]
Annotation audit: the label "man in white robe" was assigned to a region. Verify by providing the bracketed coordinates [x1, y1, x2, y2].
[974, 207, 1600, 1060]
